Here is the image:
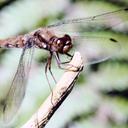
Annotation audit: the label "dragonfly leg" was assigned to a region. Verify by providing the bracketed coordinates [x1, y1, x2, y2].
[60, 53, 73, 64]
[66, 53, 73, 58]
[45, 52, 57, 83]
[54, 52, 79, 72]
[45, 52, 56, 105]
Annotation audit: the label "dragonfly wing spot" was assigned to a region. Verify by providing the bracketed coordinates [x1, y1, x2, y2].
[110, 38, 118, 43]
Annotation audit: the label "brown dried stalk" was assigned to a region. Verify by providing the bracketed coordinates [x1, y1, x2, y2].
[21, 52, 83, 128]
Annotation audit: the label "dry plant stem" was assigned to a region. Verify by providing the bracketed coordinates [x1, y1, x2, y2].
[22, 52, 84, 128]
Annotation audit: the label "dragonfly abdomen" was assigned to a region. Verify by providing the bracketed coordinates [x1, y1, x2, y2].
[0, 35, 24, 48]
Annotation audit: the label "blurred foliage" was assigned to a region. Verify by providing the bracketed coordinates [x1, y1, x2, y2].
[0, 0, 18, 9]
[0, 0, 128, 128]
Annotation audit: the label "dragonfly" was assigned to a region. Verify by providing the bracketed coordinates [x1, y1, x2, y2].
[0, 7, 127, 125]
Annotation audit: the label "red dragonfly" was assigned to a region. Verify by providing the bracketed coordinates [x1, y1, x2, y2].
[0, 8, 127, 124]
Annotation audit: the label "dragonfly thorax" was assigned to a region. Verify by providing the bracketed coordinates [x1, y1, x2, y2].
[33, 29, 72, 54]
[24, 36, 36, 48]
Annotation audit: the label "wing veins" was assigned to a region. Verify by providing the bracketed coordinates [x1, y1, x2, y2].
[48, 8, 127, 28]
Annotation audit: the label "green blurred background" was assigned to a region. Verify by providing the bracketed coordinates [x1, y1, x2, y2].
[0, 0, 128, 128]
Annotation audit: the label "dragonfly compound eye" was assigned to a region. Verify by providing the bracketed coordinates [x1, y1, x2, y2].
[59, 35, 72, 53]
[61, 34, 72, 53]
[56, 34, 72, 54]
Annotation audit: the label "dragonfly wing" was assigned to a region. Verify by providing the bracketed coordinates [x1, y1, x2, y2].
[69, 34, 121, 65]
[47, 8, 127, 65]
[0, 46, 34, 123]
[48, 8, 128, 34]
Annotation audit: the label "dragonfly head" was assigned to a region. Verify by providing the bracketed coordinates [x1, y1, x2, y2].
[56, 34, 72, 54]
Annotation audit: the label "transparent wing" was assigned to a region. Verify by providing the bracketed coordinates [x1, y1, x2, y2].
[69, 34, 121, 65]
[48, 8, 128, 33]
[47, 8, 127, 64]
[0, 46, 34, 123]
